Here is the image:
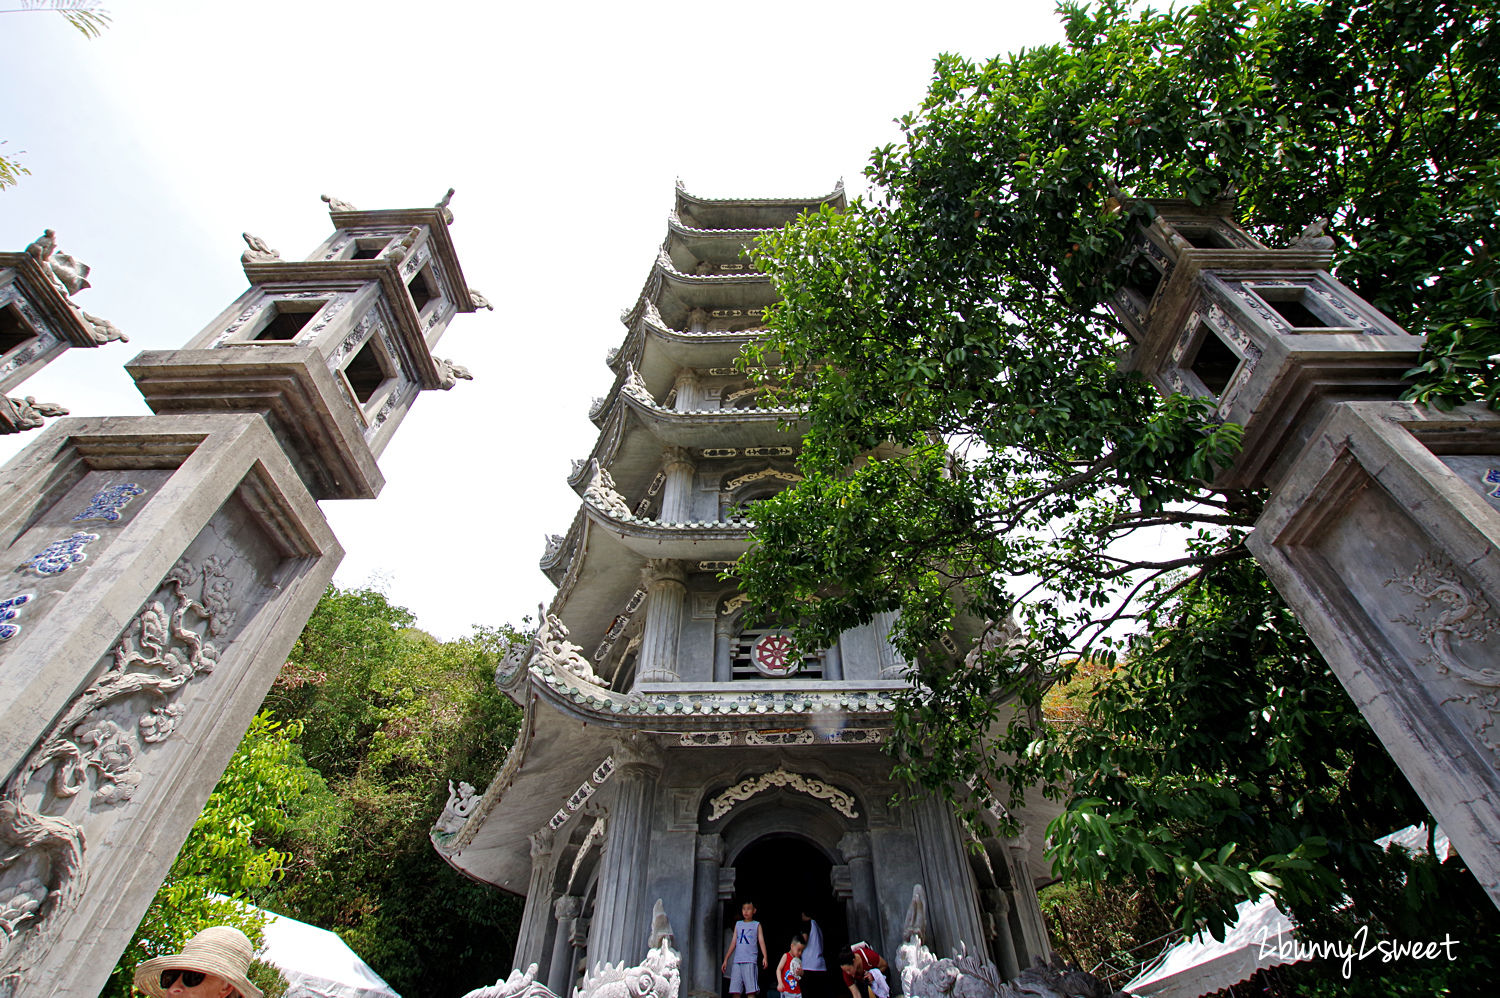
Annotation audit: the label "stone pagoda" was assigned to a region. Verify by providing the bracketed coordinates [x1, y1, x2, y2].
[432, 185, 1054, 997]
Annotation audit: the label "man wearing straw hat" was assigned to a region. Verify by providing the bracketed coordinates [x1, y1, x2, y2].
[132, 925, 263, 998]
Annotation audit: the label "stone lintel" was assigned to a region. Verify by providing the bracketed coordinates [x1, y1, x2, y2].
[126, 348, 385, 500]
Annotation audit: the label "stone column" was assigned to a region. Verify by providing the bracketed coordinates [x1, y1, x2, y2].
[983, 889, 1021, 980]
[873, 611, 906, 679]
[714, 618, 734, 682]
[1004, 834, 1050, 963]
[636, 561, 686, 685]
[588, 734, 664, 967]
[673, 369, 702, 412]
[660, 448, 697, 523]
[547, 895, 583, 996]
[913, 796, 985, 956]
[512, 828, 557, 973]
[822, 638, 845, 681]
[839, 832, 881, 948]
[691, 833, 726, 997]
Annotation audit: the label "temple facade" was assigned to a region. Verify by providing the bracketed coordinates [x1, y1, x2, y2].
[432, 185, 1054, 997]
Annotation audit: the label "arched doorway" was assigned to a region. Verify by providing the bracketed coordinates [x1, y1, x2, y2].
[722, 835, 848, 998]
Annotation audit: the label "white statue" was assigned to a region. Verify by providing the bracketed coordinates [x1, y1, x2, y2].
[438, 357, 474, 390]
[434, 779, 482, 836]
[240, 233, 281, 265]
[81, 312, 128, 344]
[321, 193, 359, 212]
[1293, 217, 1335, 251]
[532, 605, 606, 686]
[573, 900, 680, 998]
[461, 963, 558, 998]
[470, 289, 495, 311]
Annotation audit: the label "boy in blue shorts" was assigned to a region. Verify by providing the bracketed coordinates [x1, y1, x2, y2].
[722, 900, 768, 997]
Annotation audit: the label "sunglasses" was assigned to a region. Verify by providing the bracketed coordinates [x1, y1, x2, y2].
[159, 969, 207, 989]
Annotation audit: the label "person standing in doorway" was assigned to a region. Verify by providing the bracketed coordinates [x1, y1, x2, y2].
[799, 910, 827, 998]
[723, 900, 769, 998]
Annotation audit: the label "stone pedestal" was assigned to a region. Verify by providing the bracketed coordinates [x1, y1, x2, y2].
[0, 414, 341, 997]
[1249, 401, 1500, 905]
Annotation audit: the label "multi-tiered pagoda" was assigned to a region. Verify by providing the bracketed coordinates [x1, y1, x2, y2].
[433, 185, 1053, 997]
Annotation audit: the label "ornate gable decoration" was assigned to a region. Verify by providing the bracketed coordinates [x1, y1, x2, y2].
[706, 767, 858, 821]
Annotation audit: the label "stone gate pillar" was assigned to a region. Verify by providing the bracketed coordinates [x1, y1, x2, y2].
[0, 193, 485, 997]
[912, 796, 985, 954]
[839, 832, 881, 948]
[1106, 198, 1500, 907]
[588, 734, 663, 967]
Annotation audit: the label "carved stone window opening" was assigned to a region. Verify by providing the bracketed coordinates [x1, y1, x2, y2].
[1250, 285, 1351, 331]
[339, 333, 398, 415]
[348, 237, 392, 261]
[1172, 224, 1236, 250]
[1118, 254, 1164, 315]
[407, 264, 439, 314]
[1185, 321, 1243, 398]
[0, 303, 39, 356]
[250, 299, 325, 342]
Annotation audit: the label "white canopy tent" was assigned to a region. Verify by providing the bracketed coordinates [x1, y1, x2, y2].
[255, 906, 401, 998]
[1124, 825, 1452, 997]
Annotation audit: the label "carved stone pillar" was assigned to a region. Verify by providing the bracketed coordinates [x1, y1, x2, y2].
[839, 832, 881, 948]
[673, 370, 702, 413]
[588, 735, 663, 967]
[691, 833, 726, 997]
[636, 561, 686, 685]
[660, 448, 697, 523]
[687, 307, 709, 333]
[547, 895, 582, 997]
[0, 416, 341, 997]
[512, 827, 557, 973]
[913, 796, 985, 955]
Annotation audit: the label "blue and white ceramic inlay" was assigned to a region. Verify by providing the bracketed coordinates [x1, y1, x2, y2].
[27, 532, 99, 575]
[72, 482, 146, 523]
[1485, 468, 1500, 499]
[0, 592, 35, 640]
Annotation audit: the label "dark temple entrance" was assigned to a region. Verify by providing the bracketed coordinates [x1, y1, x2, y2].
[723, 835, 848, 998]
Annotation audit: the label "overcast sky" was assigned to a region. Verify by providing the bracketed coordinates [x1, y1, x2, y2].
[1, 0, 1068, 639]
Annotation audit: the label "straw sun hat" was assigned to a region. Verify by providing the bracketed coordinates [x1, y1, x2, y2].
[133, 926, 264, 998]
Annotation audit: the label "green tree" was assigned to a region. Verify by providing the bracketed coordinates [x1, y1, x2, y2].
[258, 587, 527, 996]
[737, 0, 1500, 946]
[103, 712, 311, 998]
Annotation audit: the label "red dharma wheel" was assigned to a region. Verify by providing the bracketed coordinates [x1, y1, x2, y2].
[752, 632, 798, 677]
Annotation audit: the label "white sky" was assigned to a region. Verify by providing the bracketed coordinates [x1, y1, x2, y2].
[1, 0, 1067, 639]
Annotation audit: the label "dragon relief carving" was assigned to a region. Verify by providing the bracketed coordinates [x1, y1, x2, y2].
[1386, 553, 1500, 686]
[0, 556, 238, 965]
[1386, 554, 1500, 761]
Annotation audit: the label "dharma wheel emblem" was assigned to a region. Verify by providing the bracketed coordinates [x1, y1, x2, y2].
[752, 633, 798, 677]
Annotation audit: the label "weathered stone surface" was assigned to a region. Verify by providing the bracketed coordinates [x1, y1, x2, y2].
[0, 414, 341, 998]
[1249, 401, 1500, 906]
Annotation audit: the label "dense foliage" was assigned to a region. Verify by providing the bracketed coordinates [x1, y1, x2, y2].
[103, 712, 308, 998]
[111, 587, 527, 997]
[738, 0, 1500, 953]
